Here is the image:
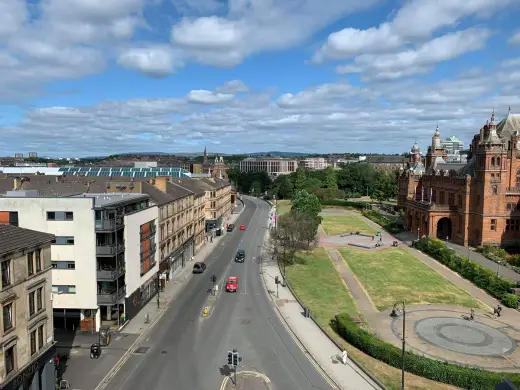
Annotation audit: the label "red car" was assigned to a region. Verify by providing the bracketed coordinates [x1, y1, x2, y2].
[226, 276, 238, 292]
[240, 224, 246, 230]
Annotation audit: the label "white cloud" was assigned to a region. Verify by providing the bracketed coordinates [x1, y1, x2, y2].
[502, 57, 520, 68]
[315, 0, 512, 62]
[510, 30, 520, 45]
[117, 46, 182, 77]
[215, 80, 249, 94]
[186, 90, 235, 105]
[337, 28, 493, 81]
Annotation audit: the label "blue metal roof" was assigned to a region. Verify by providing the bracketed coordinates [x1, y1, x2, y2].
[58, 167, 191, 178]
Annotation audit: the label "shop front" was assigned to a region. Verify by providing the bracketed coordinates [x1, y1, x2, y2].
[1, 344, 56, 390]
[205, 215, 224, 236]
[169, 236, 195, 277]
[124, 275, 158, 322]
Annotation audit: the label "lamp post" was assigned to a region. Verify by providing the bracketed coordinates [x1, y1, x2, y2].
[417, 227, 420, 240]
[390, 301, 406, 390]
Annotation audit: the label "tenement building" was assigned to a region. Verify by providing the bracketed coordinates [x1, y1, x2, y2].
[200, 178, 233, 234]
[398, 109, 520, 247]
[0, 225, 56, 390]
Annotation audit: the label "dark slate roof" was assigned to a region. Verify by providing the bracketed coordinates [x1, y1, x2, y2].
[200, 178, 230, 190]
[173, 178, 207, 195]
[166, 182, 194, 200]
[0, 225, 55, 257]
[366, 155, 406, 164]
[140, 182, 174, 205]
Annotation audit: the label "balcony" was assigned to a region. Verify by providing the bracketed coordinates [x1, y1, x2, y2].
[97, 266, 125, 281]
[95, 218, 123, 231]
[97, 286, 126, 304]
[96, 242, 125, 256]
[406, 199, 458, 212]
[506, 188, 520, 195]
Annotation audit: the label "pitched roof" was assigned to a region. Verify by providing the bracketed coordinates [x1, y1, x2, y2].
[200, 178, 230, 189]
[0, 225, 55, 257]
[173, 178, 208, 195]
[140, 182, 174, 205]
[166, 182, 194, 199]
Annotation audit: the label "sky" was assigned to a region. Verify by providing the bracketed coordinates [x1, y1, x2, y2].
[0, 0, 520, 157]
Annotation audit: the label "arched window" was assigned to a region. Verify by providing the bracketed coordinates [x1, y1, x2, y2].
[491, 157, 495, 167]
[497, 157, 501, 167]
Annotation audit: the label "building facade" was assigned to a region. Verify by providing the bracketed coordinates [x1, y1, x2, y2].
[174, 179, 207, 253]
[239, 158, 298, 176]
[299, 157, 331, 170]
[201, 178, 233, 233]
[0, 191, 157, 331]
[0, 225, 56, 390]
[398, 110, 520, 247]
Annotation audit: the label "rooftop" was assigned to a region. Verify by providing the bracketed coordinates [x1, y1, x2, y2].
[58, 166, 191, 178]
[69, 193, 148, 207]
[0, 224, 55, 257]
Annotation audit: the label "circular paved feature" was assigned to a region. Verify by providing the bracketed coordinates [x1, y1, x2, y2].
[414, 317, 515, 356]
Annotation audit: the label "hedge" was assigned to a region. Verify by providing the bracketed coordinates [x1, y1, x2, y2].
[320, 199, 369, 209]
[362, 209, 404, 234]
[335, 313, 520, 389]
[415, 238, 519, 308]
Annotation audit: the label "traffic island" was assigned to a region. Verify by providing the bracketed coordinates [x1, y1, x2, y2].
[221, 371, 271, 390]
[201, 281, 223, 318]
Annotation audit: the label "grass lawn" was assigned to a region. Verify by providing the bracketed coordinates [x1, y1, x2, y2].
[275, 199, 292, 215]
[286, 247, 362, 327]
[286, 247, 458, 390]
[321, 214, 378, 236]
[338, 247, 485, 311]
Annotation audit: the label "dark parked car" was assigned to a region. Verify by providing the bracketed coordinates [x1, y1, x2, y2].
[235, 249, 245, 263]
[227, 224, 235, 232]
[192, 262, 206, 274]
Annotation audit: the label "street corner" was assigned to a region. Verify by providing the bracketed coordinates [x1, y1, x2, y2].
[221, 371, 271, 390]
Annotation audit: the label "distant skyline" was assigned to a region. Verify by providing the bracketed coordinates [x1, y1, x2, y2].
[0, 0, 519, 157]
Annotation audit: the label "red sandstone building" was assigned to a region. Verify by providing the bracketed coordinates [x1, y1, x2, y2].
[398, 109, 520, 247]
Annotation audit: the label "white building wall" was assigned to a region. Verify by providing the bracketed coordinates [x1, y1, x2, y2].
[0, 197, 98, 310]
[124, 206, 159, 297]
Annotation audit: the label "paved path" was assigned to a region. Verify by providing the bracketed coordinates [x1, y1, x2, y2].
[261, 238, 382, 389]
[58, 202, 245, 390]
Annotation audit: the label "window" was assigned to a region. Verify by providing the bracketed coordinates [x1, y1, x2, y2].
[3, 303, 13, 331]
[4, 345, 15, 374]
[491, 219, 497, 231]
[493, 185, 498, 195]
[27, 252, 34, 276]
[47, 211, 74, 221]
[448, 192, 455, 206]
[37, 325, 44, 348]
[35, 250, 41, 272]
[52, 285, 76, 294]
[51, 261, 75, 270]
[497, 157, 501, 167]
[53, 236, 74, 245]
[516, 169, 520, 187]
[29, 291, 35, 316]
[491, 157, 495, 167]
[30, 330, 37, 355]
[36, 287, 43, 311]
[432, 190, 437, 202]
[458, 195, 463, 207]
[439, 191, 445, 204]
[9, 212, 18, 227]
[1, 260, 10, 288]
[507, 203, 513, 210]
[506, 220, 510, 231]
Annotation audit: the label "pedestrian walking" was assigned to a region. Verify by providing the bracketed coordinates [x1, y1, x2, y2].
[469, 309, 474, 321]
[493, 306, 498, 319]
[497, 305, 502, 317]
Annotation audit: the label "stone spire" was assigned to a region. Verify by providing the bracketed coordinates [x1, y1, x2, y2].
[486, 109, 501, 144]
[203, 146, 208, 165]
[432, 124, 442, 150]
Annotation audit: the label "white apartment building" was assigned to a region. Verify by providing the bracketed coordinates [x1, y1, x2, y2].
[441, 136, 464, 154]
[0, 191, 158, 331]
[299, 157, 331, 170]
[239, 158, 298, 176]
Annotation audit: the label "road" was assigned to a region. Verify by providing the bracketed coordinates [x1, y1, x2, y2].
[103, 197, 336, 390]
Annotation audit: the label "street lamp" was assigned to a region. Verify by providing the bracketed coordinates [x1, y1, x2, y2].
[390, 301, 406, 390]
[417, 227, 420, 240]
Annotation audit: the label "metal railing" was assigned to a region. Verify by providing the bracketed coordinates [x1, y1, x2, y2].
[96, 242, 125, 256]
[506, 187, 520, 194]
[97, 266, 125, 280]
[97, 287, 126, 304]
[95, 219, 123, 231]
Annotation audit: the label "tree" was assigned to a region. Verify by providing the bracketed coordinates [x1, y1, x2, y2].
[276, 174, 294, 199]
[291, 190, 322, 217]
[294, 168, 307, 191]
[324, 167, 338, 189]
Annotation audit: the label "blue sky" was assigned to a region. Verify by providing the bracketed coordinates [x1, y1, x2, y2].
[0, 0, 520, 157]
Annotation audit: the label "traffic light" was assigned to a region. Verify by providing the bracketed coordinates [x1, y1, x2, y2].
[232, 352, 238, 366]
[227, 351, 233, 365]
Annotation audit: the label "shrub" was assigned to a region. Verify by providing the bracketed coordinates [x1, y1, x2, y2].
[320, 199, 369, 210]
[334, 314, 520, 389]
[362, 210, 404, 234]
[416, 238, 518, 307]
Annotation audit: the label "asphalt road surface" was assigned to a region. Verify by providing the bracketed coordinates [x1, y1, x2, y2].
[104, 197, 335, 390]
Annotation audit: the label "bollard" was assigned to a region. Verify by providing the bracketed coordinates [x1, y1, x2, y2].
[144, 313, 150, 324]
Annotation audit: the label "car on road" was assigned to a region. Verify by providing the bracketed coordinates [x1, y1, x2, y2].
[227, 224, 235, 232]
[235, 249, 245, 263]
[226, 276, 238, 292]
[240, 224, 246, 230]
[192, 262, 206, 274]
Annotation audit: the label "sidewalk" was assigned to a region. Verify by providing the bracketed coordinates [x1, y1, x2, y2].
[60, 202, 245, 389]
[260, 251, 382, 388]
